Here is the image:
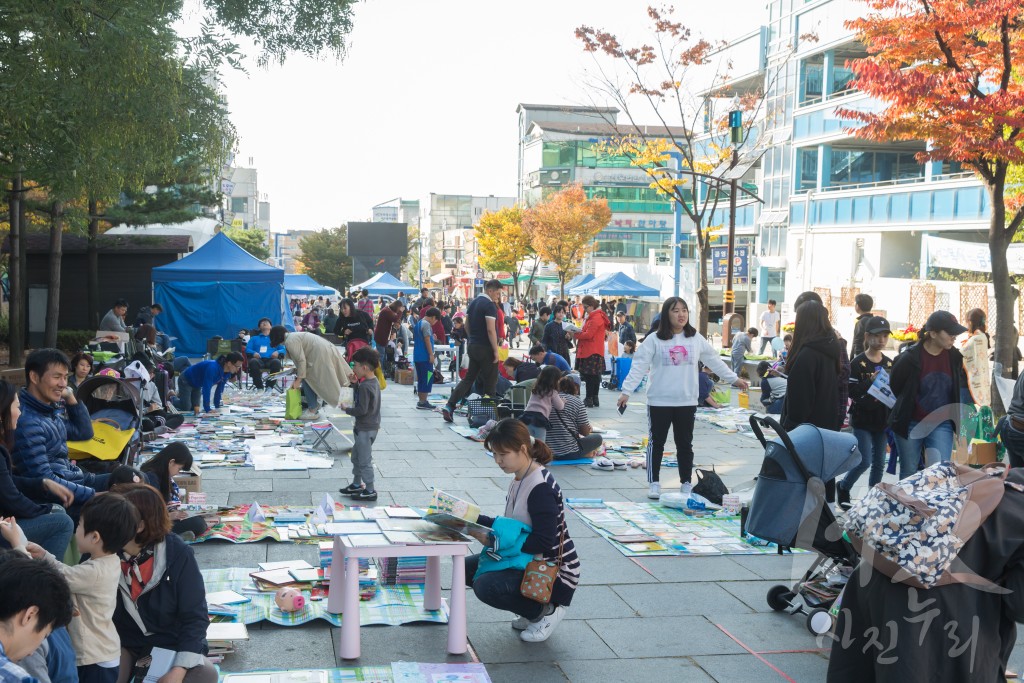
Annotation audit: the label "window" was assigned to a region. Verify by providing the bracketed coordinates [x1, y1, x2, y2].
[231, 197, 247, 214]
[542, 142, 576, 168]
[797, 148, 818, 191]
[799, 54, 825, 105]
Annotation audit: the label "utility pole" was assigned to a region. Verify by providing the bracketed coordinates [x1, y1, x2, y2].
[721, 113, 744, 348]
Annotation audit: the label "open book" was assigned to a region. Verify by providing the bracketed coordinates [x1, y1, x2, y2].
[427, 489, 480, 523]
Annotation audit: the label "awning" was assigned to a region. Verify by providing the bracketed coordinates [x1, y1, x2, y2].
[758, 210, 789, 226]
[429, 273, 450, 283]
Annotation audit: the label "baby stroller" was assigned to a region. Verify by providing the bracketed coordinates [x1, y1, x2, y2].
[745, 415, 861, 636]
[71, 374, 145, 471]
[382, 341, 398, 380]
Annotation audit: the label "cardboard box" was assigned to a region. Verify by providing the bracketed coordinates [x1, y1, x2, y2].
[394, 368, 414, 385]
[967, 441, 998, 466]
[173, 462, 202, 497]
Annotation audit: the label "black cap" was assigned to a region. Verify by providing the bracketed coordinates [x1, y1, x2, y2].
[865, 316, 891, 335]
[924, 310, 968, 336]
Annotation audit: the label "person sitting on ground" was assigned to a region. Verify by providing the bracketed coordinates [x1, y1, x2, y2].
[697, 364, 724, 409]
[99, 300, 129, 333]
[140, 443, 206, 541]
[503, 357, 541, 383]
[12, 349, 105, 516]
[528, 345, 571, 374]
[173, 353, 243, 416]
[110, 484, 217, 683]
[0, 553, 73, 683]
[545, 377, 603, 460]
[518, 366, 565, 442]
[245, 318, 285, 390]
[321, 307, 339, 336]
[270, 326, 354, 419]
[757, 360, 787, 415]
[68, 353, 93, 394]
[338, 347, 382, 503]
[413, 308, 440, 410]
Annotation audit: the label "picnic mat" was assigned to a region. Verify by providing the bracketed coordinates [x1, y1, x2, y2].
[568, 500, 805, 557]
[221, 664, 491, 683]
[202, 567, 449, 627]
[194, 504, 353, 545]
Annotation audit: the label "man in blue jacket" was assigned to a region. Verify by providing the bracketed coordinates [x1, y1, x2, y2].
[245, 318, 285, 389]
[13, 349, 104, 512]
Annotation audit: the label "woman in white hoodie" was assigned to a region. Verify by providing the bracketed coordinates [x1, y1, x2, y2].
[617, 297, 748, 500]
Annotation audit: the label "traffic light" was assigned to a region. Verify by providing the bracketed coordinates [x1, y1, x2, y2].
[729, 110, 742, 144]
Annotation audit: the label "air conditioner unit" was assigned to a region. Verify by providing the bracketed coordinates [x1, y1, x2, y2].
[651, 249, 672, 265]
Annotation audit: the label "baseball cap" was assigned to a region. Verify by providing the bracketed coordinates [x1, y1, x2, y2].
[865, 316, 891, 335]
[924, 310, 968, 336]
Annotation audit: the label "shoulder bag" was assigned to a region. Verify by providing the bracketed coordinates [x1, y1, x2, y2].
[520, 525, 564, 604]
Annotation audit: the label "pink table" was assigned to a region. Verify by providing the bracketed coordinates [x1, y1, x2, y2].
[326, 536, 470, 659]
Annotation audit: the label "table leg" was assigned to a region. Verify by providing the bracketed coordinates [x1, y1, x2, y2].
[339, 555, 361, 659]
[326, 537, 343, 614]
[424, 555, 441, 611]
[447, 554, 467, 655]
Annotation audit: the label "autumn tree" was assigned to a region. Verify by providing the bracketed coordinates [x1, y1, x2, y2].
[224, 226, 271, 261]
[839, 0, 1024, 377]
[475, 205, 533, 298]
[523, 184, 611, 299]
[577, 6, 787, 334]
[298, 226, 353, 293]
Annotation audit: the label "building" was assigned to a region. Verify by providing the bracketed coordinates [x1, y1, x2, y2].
[706, 0, 993, 329]
[272, 229, 318, 274]
[222, 162, 272, 243]
[423, 193, 515, 298]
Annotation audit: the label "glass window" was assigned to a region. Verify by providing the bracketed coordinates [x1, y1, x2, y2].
[231, 197, 247, 214]
[910, 191, 931, 220]
[799, 54, 825, 106]
[796, 148, 818, 191]
[933, 190, 954, 219]
[956, 188, 982, 218]
[542, 142, 575, 167]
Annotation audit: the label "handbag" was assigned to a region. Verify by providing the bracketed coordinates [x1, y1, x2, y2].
[67, 418, 135, 461]
[692, 466, 729, 505]
[285, 388, 303, 420]
[520, 526, 564, 604]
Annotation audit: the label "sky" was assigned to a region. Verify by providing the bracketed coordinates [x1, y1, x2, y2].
[212, 0, 767, 231]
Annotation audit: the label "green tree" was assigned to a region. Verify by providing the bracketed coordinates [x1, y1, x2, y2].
[224, 226, 270, 261]
[298, 226, 353, 293]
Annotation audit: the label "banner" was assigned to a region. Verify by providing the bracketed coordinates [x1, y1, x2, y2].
[923, 235, 1024, 274]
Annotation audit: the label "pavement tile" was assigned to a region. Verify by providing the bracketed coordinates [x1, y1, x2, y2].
[558, 584, 636, 620]
[559, 657, 715, 683]
[469, 620, 617, 664]
[725, 554, 817, 581]
[718, 580, 793, 613]
[611, 582, 752, 617]
[587, 616, 746, 658]
[234, 469, 311, 480]
[207, 478, 275, 493]
[190, 541, 267, 569]
[693, 653, 830, 683]
[632, 556, 761, 583]
[329, 623, 474, 666]
[273, 477, 350, 492]
[485, 661, 568, 683]
[710, 613, 824, 653]
[219, 622, 338, 672]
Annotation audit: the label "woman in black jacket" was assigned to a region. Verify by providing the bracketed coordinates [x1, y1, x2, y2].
[333, 299, 373, 342]
[888, 310, 966, 480]
[112, 483, 215, 683]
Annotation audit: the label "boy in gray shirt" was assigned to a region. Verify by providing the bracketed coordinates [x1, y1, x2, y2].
[731, 327, 758, 376]
[338, 347, 382, 502]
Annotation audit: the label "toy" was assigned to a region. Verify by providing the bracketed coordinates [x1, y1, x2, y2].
[274, 586, 305, 612]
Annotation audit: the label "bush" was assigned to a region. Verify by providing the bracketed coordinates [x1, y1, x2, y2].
[56, 330, 97, 356]
[0, 314, 7, 344]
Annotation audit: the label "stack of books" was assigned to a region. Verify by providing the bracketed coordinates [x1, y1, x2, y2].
[375, 556, 427, 585]
[206, 622, 248, 662]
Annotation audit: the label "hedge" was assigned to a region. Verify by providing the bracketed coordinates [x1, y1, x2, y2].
[56, 330, 97, 356]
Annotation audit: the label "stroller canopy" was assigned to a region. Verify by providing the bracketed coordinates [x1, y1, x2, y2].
[782, 424, 862, 482]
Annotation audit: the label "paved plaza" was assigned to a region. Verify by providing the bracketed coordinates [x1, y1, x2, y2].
[194, 381, 1024, 682]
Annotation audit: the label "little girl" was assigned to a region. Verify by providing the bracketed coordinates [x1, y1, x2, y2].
[140, 442, 207, 540]
[518, 366, 564, 441]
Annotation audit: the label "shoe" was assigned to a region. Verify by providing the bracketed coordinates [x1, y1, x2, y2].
[837, 484, 851, 510]
[351, 489, 378, 501]
[680, 482, 693, 498]
[511, 616, 530, 631]
[520, 605, 566, 642]
[179, 531, 196, 542]
[592, 396, 600, 407]
[299, 409, 320, 420]
[583, 397, 594, 408]
[647, 482, 661, 499]
[416, 401, 433, 410]
[591, 457, 614, 471]
[441, 406, 454, 423]
[339, 484, 363, 496]
[611, 460, 627, 470]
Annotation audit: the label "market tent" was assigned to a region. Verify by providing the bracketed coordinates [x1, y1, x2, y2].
[566, 273, 596, 295]
[580, 272, 660, 297]
[285, 274, 335, 297]
[152, 232, 288, 356]
[353, 272, 416, 296]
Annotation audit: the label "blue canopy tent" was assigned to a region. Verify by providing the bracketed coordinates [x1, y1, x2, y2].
[579, 272, 660, 297]
[285, 274, 335, 297]
[354, 272, 416, 297]
[152, 232, 288, 356]
[565, 273, 596, 295]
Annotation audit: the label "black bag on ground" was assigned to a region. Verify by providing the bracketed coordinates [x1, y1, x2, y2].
[467, 396, 500, 428]
[692, 466, 729, 505]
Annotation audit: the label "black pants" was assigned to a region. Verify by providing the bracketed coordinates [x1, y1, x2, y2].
[464, 553, 545, 620]
[447, 344, 498, 409]
[248, 356, 283, 388]
[646, 405, 696, 484]
[172, 515, 208, 538]
[581, 373, 601, 402]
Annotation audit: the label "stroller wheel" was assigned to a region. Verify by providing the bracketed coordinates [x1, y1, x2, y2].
[766, 584, 796, 612]
[806, 608, 833, 636]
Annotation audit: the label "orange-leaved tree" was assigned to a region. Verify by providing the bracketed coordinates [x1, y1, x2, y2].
[839, 0, 1024, 377]
[523, 184, 611, 299]
[475, 205, 533, 299]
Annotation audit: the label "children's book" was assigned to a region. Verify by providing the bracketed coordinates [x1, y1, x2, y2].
[428, 489, 480, 523]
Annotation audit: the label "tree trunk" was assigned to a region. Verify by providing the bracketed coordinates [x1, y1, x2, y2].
[523, 259, 540, 301]
[44, 201, 63, 349]
[8, 174, 23, 364]
[695, 225, 710, 337]
[87, 199, 100, 330]
[559, 273, 566, 301]
[988, 184, 1016, 380]
[17, 188, 26, 354]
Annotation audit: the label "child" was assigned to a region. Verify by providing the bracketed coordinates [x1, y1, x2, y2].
[140, 443, 207, 541]
[0, 551, 73, 681]
[622, 339, 636, 357]
[518, 366, 564, 442]
[781, 333, 793, 362]
[6, 494, 139, 683]
[731, 327, 758, 376]
[697, 364, 723, 408]
[339, 347, 382, 502]
[414, 308, 440, 410]
[757, 361, 787, 415]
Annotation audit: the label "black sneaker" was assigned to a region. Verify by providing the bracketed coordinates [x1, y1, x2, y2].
[352, 489, 378, 501]
[339, 484, 363, 496]
[416, 401, 433, 410]
[837, 484, 852, 510]
[441, 406, 454, 423]
[583, 397, 594, 408]
[592, 396, 600, 407]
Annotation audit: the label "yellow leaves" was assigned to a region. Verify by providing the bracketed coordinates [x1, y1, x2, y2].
[523, 184, 612, 282]
[475, 205, 530, 273]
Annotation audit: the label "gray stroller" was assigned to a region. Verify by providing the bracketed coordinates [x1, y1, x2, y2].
[745, 415, 861, 635]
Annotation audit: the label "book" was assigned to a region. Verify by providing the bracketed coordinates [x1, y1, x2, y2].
[423, 512, 491, 543]
[428, 490, 480, 523]
[206, 622, 249, 642]
[287, 567, 321, 583]
[248, 569, 301, 586]
[205, 590, 250, 606]
[384, 506, 421, 518]
[258, 560, 313, 572]
[142, 648, 176, 683]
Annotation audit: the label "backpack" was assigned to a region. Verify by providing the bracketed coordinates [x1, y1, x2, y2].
[843, 461, 1018, 589]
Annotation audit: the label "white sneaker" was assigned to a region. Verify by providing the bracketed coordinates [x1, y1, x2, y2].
[299, 409, 320, 420]
[520, 605, 566, 642]
[647, 482, 661, 499]
[680, 482, 693, 498]
[511, 616, 530, 631]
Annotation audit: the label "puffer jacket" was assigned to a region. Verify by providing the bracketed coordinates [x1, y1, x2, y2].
[12, 389, 95, 502]
[575, 309, 611, 359]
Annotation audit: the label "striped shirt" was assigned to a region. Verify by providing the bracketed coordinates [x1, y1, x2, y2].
[546, 394, 590, 457]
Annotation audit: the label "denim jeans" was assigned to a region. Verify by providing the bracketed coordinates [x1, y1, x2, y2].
[174, 374, 201, 412]
[301, 381, 320, 409]
[997, 416, 1024, 468]
[0, 507, 74, 558]
[464, 553, 545, 620]
[894, 420, 955, 480]
[844, 428, 889, 490]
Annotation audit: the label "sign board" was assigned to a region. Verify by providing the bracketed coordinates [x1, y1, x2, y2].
[231, 217, 244, 228]
[711, 245, 749, 285]
[372, 206, 400, 222]
[474, 279, 484, 287]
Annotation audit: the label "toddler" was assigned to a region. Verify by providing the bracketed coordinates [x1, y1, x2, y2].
[339, 347, 382, 502]
[518, 366, 565, 442]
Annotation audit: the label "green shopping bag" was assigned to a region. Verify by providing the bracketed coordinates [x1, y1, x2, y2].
[285, 388, 303, 420]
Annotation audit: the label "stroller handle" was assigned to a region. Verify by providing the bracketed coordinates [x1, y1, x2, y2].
[748, 414, 816, 483]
